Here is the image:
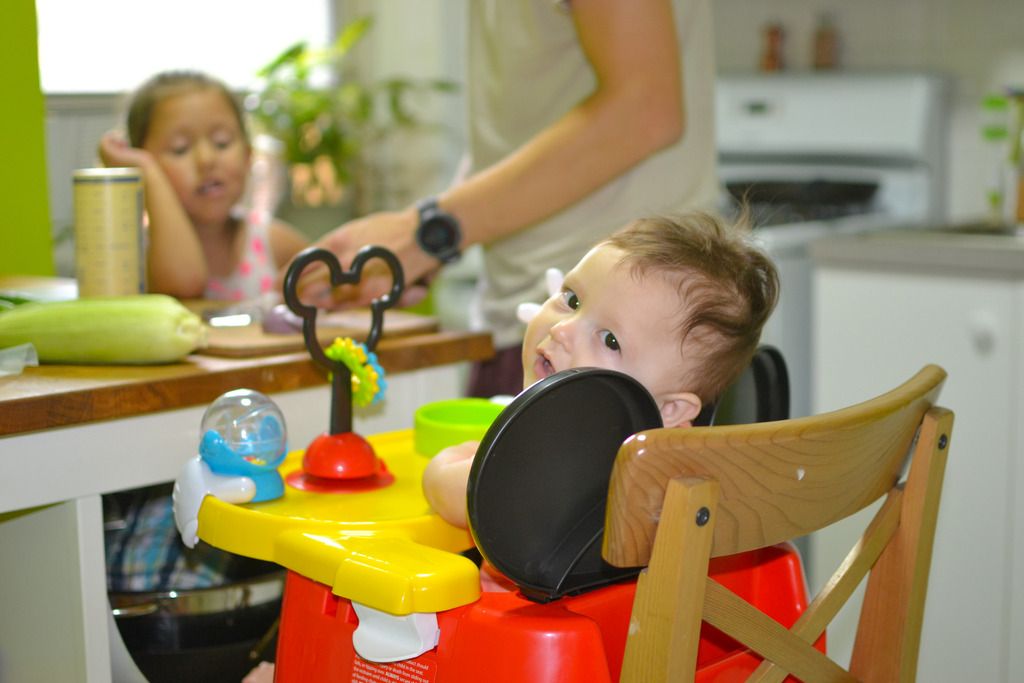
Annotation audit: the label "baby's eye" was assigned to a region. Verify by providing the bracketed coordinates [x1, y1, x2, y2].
[561, 288, 580, 310]
[601, 331, 620, 352]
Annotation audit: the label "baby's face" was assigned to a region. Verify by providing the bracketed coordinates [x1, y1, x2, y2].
[522, 243, 699, 418]
[143, 87, 250, 230]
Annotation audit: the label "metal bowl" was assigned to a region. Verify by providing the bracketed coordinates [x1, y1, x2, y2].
[110, 569, 285, 683]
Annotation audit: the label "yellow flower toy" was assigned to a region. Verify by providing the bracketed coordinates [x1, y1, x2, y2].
[324, 337, 386, 407]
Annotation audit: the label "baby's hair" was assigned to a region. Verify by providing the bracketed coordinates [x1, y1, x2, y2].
[605, 211, 779, 404]
[124, 70, 248, 148]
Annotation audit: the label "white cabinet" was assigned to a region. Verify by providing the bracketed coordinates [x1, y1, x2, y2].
[810, 233, 1024, 682]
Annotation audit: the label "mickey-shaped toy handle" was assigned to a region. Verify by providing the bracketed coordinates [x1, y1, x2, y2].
[282, 246, 404, 487]
[283, 246, 404, 435]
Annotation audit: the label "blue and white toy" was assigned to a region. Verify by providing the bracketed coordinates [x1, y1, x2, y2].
[173, 388, 288, 548]
[199, 388, 288, 501]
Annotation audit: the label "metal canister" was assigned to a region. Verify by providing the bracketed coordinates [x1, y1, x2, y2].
[73, 167, 145, 297]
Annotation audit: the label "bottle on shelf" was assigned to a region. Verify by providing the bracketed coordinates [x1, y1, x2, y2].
[759, 23, 785, 72]
[812, 13, 839, 70]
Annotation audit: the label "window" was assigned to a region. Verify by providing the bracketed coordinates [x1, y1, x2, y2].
[36, 0, 331, 93]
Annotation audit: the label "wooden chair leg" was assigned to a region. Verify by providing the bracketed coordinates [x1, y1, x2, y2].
[851, 407, 953, 682]
[620, 477, 719, 683]
[748, 488, 904, 683]
[704, 580, 857, 683]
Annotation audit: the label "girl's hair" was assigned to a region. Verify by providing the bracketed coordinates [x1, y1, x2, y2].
[124, 70, 248, 147]
[605, 211, 779, 404]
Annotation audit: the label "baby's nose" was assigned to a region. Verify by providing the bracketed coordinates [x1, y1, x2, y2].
[549, 317, 576, 349]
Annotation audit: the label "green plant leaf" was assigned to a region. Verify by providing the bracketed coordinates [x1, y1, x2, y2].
[332, 16, 373, 58]
[246, 14, 458, 205]
[257, 41, 307, 79]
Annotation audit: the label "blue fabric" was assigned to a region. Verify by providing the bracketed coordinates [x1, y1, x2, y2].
[104, 484, 234, 592]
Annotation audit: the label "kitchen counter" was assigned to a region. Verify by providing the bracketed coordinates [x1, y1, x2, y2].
[809, 223, 1024, 276]
[0, 330, 493, 437]
[0, 329, 493, 683]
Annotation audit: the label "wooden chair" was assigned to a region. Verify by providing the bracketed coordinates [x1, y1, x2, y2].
[603, 364, 952, 683]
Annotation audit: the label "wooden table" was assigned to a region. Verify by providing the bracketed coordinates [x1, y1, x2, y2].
[0, 330, 493, 682]
[0, 331, 493, 437]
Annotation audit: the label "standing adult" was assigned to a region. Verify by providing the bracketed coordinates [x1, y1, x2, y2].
[306, 0, 718, 397]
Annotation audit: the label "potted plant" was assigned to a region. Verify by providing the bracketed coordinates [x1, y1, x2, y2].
[244, 17, 456, 228]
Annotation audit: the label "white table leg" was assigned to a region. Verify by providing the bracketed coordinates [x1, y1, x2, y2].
[0, 496, 112, 682]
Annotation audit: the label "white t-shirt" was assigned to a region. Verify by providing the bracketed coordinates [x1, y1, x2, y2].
[466, 0, 719, 348]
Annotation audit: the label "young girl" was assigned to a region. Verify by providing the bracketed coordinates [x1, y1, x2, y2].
[99, 70, 308, 301]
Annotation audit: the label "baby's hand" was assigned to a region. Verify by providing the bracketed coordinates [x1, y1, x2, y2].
[422, 441, 480, 529]
[434, 441, 479, 464]
[98, 130, 151, 169]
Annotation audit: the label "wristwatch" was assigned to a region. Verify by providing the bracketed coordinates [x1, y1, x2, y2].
[415, 197, 462, 264]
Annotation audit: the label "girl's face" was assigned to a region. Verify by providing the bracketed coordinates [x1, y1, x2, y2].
[522, 243, 702, 427]
[142, 87, 250, 230]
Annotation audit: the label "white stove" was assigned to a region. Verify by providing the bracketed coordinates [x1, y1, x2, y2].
[715, 72, 949, 418]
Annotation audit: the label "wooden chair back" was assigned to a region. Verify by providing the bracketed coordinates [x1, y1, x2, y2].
[603, 364, 952, 683]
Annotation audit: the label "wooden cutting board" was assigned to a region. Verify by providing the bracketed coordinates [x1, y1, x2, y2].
[197, 308, 439, 358]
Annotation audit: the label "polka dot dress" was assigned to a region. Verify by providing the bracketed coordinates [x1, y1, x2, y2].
[204, 210, 278, 302]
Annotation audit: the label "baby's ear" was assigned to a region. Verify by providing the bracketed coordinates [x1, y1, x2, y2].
[659, 392, 702, 428]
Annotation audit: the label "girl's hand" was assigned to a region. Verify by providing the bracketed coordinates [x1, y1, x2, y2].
[98, 130, 152, 169]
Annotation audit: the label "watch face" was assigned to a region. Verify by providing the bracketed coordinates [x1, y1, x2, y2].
[421, 219, 457, 250]
[419, 214, 461, 261]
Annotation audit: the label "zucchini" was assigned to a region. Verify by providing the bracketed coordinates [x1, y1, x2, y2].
[0, 294, 206, 364]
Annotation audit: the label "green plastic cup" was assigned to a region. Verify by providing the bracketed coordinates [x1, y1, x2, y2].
[413, 398, 505, 457]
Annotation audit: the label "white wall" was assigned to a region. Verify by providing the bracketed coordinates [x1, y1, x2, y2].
[36, 0, 330, 94]
[713, 0, 1024, 222]
[44, 96, 121, 276]
[348, 0, 467, 198]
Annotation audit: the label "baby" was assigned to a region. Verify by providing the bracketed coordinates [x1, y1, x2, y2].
[423, 212, 780, 528]
[242, 212, 776, 683]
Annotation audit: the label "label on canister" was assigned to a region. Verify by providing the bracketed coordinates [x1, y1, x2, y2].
[73, 167, 145, 297]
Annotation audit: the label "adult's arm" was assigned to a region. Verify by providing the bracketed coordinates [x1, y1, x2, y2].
[306, 0, 685, 304]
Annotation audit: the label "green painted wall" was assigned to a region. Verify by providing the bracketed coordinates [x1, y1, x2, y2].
[0, 0, 53, 276]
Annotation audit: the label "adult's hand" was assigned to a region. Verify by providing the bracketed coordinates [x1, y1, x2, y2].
[291, 207, 436, 309]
